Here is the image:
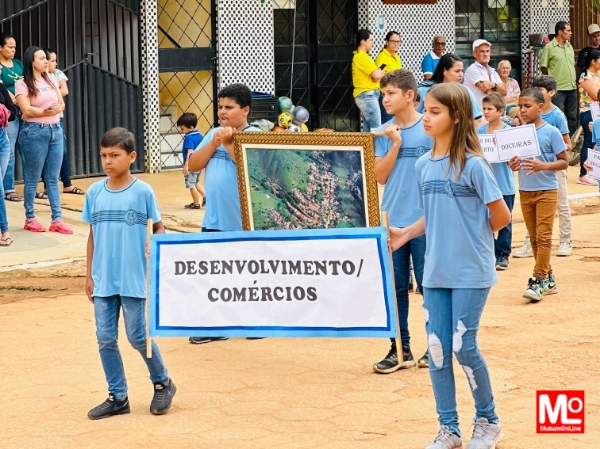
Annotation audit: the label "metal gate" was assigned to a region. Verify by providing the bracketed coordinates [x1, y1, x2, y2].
[274, 0, 359, 131]
[0, 0, 144, 179]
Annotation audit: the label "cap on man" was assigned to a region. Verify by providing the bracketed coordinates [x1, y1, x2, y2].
[463, 39, 507, 108]
[577, 23, 600, 74]
[421, 35, 446, 81]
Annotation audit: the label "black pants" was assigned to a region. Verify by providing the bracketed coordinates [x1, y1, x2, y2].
[552, 89, 578, 136]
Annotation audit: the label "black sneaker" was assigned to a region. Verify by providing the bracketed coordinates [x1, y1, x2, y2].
[189, 337, 229, 344]
[88, 394, 130, 420]
[495, 255, 509, 271]
[408, 279, 414, 292]
[418, 350, 429, 368]
[373, 348, 416, 373]
[150, 379, 176, 415]
[201, 197, 206, 208]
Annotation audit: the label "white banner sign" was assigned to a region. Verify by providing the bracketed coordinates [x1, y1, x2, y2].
[494, 124, 541, 162]
[149, 228, 396, 338]
[479, 134, 499, 163]
[590, 102, 600, 120]
[587, 149, 600, 180]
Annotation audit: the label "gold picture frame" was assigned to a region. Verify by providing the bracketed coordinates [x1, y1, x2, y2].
[234, 132, 380, 231]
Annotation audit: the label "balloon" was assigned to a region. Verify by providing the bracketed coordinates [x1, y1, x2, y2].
[272, 125, 286, 132]
[287, 124, 301, 132]
[278, 96, 293, 112]
[292, 106, 309, 124]
[278, 112, 293, 128]
[301, 123, 308, 132]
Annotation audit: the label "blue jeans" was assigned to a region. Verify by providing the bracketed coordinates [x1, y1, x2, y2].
[0, 128, 10, 233]
[354, 90, 381, 132]
[579, 110, 593, 177]
[390, 234, 425, 351]
[378, 93, 394, 124]
[42, 119, 72, 190]
[2, 109, 20, 194]
[94, 295, 169, 399]
[423, 287, 499, 436]
[495, 194, 515, 257]
[19, 121, 64, 220]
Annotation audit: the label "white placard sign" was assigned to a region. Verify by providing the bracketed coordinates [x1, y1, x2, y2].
[478, 134, 499, 163]
[149, 228, 396, 338]
[494, 124, 541, 162]
[586, 149, 600, 180]
[590, 103, 600, 120]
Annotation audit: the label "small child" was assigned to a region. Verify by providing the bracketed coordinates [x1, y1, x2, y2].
[514, 75, 573, 258]
[390, 83, 510, 449]
[373, 69, 433, 373]
[83, 127, 175, 419]
[177, 112, 205, 209]
[508, 88, 568, 301]
[477, 92, 516, 270]
[186, 83, 259, 345]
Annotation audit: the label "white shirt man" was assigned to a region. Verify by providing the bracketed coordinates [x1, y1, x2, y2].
[463, 39, 507, 107]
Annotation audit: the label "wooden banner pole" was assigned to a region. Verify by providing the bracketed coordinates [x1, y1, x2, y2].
[146, 218, 153, 359]
[381, 212, 402, 356]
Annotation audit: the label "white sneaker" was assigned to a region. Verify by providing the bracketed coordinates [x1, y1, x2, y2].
[466, 418, 503, 449]
[426, 426, 463, 449]
[557, 239, 572, 257]
[513, 240, 533, 258]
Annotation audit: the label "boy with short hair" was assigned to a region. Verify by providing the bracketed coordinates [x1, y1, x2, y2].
[187, 83, 259, 345]
[478, 92, 516, 270]
[514, 75, 573, 258]
[372, 69, 433, 373]
[177, 112, 205, 209]
[509, 88, 568, 301]
[83, 127, 175, 420]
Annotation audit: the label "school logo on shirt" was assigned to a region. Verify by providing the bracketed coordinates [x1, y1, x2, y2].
[422, 180, 477, 199]
[125, 209, 138, 226]
[415, 146, 429, 157]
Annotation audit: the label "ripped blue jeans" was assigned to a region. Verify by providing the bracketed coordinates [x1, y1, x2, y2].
[423, 287, 499, 436]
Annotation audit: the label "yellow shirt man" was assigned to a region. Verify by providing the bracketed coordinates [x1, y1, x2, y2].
[375, 48, 402, 74]
[352, 50, 380, 97]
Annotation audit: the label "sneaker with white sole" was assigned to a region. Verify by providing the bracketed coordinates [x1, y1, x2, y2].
[513, 240, 533, 258]
[466, 417, 503, 449]
[426, 425, 463, 449]
[557, 240, 572, 256]
[523, 277, 544, 302]
[373, 347, 416, 373]
[418, 350, 429, 368]
[577, 175, 598, 186]
[543, 273, 558, 296]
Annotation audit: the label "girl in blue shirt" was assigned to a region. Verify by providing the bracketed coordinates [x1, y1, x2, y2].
[389, 83, 510, 449]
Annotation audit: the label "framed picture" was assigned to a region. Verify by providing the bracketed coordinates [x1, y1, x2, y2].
[234, 132, 380, 231]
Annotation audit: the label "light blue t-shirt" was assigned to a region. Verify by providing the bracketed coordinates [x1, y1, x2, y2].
[421, 53, 440, 76]
[592, 117, 600, 144]
[195, 125, 259, 231]
[518, 123, 566, 192]
[82, 178, 161, 298]
[374, 116, 433, 227]
[476, 123, 516, 196]
[416, 152, 503, 288]
[541, 106, 569, 135]
[417, 84, 482, 119]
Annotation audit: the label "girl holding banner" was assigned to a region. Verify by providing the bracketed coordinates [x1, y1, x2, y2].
[389, 83, 510, 449]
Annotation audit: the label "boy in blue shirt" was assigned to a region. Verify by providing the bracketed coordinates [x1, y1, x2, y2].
[372, 69, 433, 373]
[187, 83, 259, 345]
[509, 88, 568, 301]
[477, 92, 516, 270]
[514, 76, 573, 258]
[177, 112, 205, 209]
[83, 127, 175, 420]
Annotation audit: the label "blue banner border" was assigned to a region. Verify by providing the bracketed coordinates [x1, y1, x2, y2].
[150, 227, 396, 338]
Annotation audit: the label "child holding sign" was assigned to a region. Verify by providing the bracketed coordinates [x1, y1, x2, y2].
[514, 76, 573, 258]
[508, 88, 568, 302]
[477, 92, 515, 270]
[389, 83, 510, 449]
[372, 69, 433, 373]
[83, 128, 176, 419]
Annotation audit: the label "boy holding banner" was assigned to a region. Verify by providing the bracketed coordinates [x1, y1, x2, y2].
[83, 127, 176, 420]
[477, 92, 515, 270]
[372, 69, 433, 373]
[508, 88, 568, 301]
[514, 76, 573, 258]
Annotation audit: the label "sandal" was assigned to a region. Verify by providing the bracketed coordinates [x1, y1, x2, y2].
[49, 219, 74, 235]
[4, 193, 22, 202]
[35, 192, 49, 200]
[0, 237, 13, 247]
[64, 186, 85, 195]
[184, 203, 201, 209]
[24, 218, 46, 232]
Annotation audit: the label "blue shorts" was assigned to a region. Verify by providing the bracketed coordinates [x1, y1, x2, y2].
[184, 171, 201, 189]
